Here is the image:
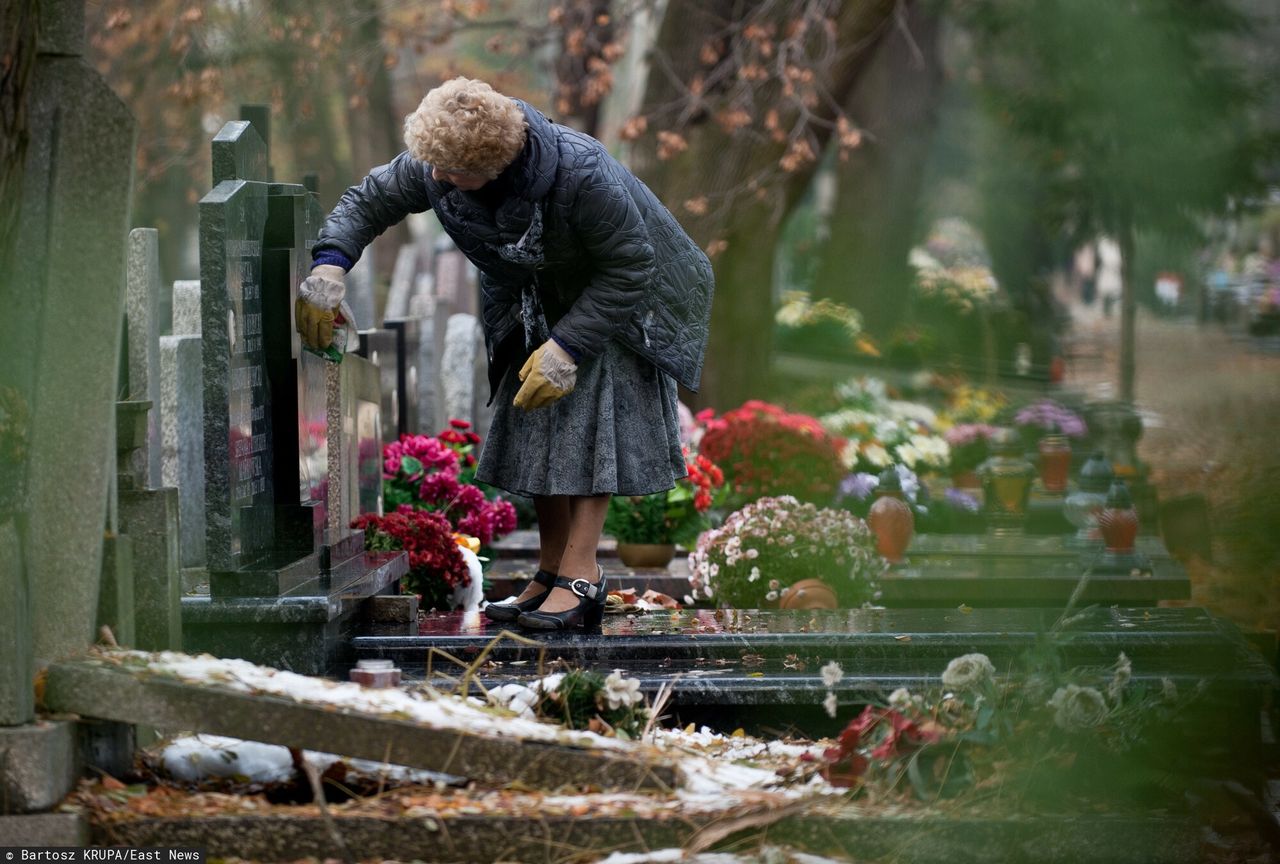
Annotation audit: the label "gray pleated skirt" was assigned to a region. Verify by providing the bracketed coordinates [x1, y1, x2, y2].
[475, 340, 687, 497]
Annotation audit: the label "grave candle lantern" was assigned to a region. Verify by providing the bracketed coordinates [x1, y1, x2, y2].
[867, 466, 914, 565]
[1092, 480, 1151, 573]
[1064, 450, 1114, 545]
[979, 428, 1035, 537]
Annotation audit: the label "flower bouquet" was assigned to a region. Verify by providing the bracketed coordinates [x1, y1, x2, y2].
[944, 423, 999, 477]
[774, 290, 880, 360]
[1013, 400, 1087, 492]
[697, 401, 846, 505]
[352, 507, 474, 611]
[381, 425, 517, 546]
[604, 450, 726, 550]
[687, 495, 884, 608]
[1013, 399, 1087, 440]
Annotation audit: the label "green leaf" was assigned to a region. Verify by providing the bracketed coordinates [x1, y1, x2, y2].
[400, 455, 424, 479]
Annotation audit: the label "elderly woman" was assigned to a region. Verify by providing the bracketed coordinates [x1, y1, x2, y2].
[297, 78, 713, 631]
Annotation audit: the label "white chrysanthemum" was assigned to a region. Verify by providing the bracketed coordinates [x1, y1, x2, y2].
[820, 661, 844, 688]
[603, 672, 644, 710]
[1048, 684, 1109, 731]
[894, 442, 923, 468]
[888, 687, 914, 709]
[941, 653, 995, 691]
[863, 443, 892, 467]
[823, 692, 839, 719]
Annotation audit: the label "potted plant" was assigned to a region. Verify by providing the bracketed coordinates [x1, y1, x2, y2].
[943, 423, 999, 489]
[604, 451, 725, 568]
[697, 400, 846, 505]
[352, 507, 478, 611]
[1013, 400, 1087, 494]
[687, 495, 885, 608]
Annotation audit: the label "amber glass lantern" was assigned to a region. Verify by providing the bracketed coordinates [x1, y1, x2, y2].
[979, 428, 1036, 537]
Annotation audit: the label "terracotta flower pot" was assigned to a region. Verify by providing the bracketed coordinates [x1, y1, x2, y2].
[778, 578, 839, 609]
[616, 542, 677, 569]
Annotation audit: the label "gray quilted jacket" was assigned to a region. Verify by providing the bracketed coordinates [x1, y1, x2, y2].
[314, 100, 714, 402]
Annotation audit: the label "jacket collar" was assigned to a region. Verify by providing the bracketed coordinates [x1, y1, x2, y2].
[511, 99, 558, 202]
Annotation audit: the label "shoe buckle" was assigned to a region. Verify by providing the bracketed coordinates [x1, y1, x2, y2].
[569, 579, 596, 599]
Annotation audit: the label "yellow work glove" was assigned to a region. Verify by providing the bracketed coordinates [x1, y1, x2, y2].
[513, 339, 578, 411]
[295, 264, 346, 350]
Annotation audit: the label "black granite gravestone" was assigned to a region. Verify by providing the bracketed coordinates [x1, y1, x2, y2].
[185, 118, 406, 674]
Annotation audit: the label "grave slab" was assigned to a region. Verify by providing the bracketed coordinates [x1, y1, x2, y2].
[0, 813, 90, 847]
[182, 549, 407, 675]
[77, 803, 1197, 864]
[0, 721, 80, 813]
[117, 486, 182, 651]
[44, 653, 677, 792]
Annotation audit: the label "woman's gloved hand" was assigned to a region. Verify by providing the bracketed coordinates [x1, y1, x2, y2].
[513, 339, 577, 410]
[295, 264, 347, 349]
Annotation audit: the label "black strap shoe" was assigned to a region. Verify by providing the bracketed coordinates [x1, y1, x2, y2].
[483, 568, 558, 622]
[516, 566, 608, 631]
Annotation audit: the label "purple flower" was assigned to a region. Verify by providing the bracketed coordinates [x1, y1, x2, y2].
[945, 424, 998, 448]
[1014, 400, 1087, 438]
[838, 472, 880, 502]
[944, 488, 981, 513]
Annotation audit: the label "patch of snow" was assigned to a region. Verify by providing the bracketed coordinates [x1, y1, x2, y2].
[158, 734, 460, 786]
[125, 650, 631, 752]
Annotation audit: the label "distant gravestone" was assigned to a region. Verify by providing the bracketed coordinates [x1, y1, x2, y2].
[125, 229, 164, 488]
[160, 334, 205, 567]
[356, 329, 401, 443]
[171, 280, 202, 336]
[384, 243, 418, 321]
[407, 286, 442, 434]
[383, 318, 423, 437]
[442, 313, 482, 430]
[346, 249, 377, 334]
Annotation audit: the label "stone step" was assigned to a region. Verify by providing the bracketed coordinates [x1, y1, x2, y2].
[353, 607, 1272, 704]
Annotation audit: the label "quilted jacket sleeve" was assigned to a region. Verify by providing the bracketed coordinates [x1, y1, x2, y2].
[314, 151, 430, 265]
[550, 159, 655, 361]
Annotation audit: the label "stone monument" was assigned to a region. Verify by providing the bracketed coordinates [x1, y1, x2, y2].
[182, 116, 406, 674]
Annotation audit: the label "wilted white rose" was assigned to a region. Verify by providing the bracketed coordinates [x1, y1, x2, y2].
[820, 661, 844, 688]
[888, 688, 913, 709]
[1108, 652, 1132, 702]
[823, 692, 839, 719]
[1048, 684, 1109, 730]
[603, 672, 644, 711]
[941, 653, 996, 691]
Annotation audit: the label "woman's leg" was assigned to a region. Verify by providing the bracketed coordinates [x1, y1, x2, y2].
[509, 494, 570, 602]
[536, 493, 610, 614]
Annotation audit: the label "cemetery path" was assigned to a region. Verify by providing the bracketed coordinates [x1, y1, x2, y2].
[1064, 310, 1280, 631]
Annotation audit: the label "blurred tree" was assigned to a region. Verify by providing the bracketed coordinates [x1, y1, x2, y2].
[955, 0, 1278, 401]
[626, 0, 900, 408]
[0, 0, 39, 277]
[810, 0, 944, 335]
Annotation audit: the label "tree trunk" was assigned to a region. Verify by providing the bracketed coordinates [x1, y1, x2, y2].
[1119, 225, 1137, 403]
[633, 0, 898, 409]
[811, 1, 944, 335]
[0, 0, 39, 280]
[346, 0, 409, 291]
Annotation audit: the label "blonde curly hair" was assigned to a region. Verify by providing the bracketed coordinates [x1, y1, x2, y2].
[403, 77, 527, 179]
